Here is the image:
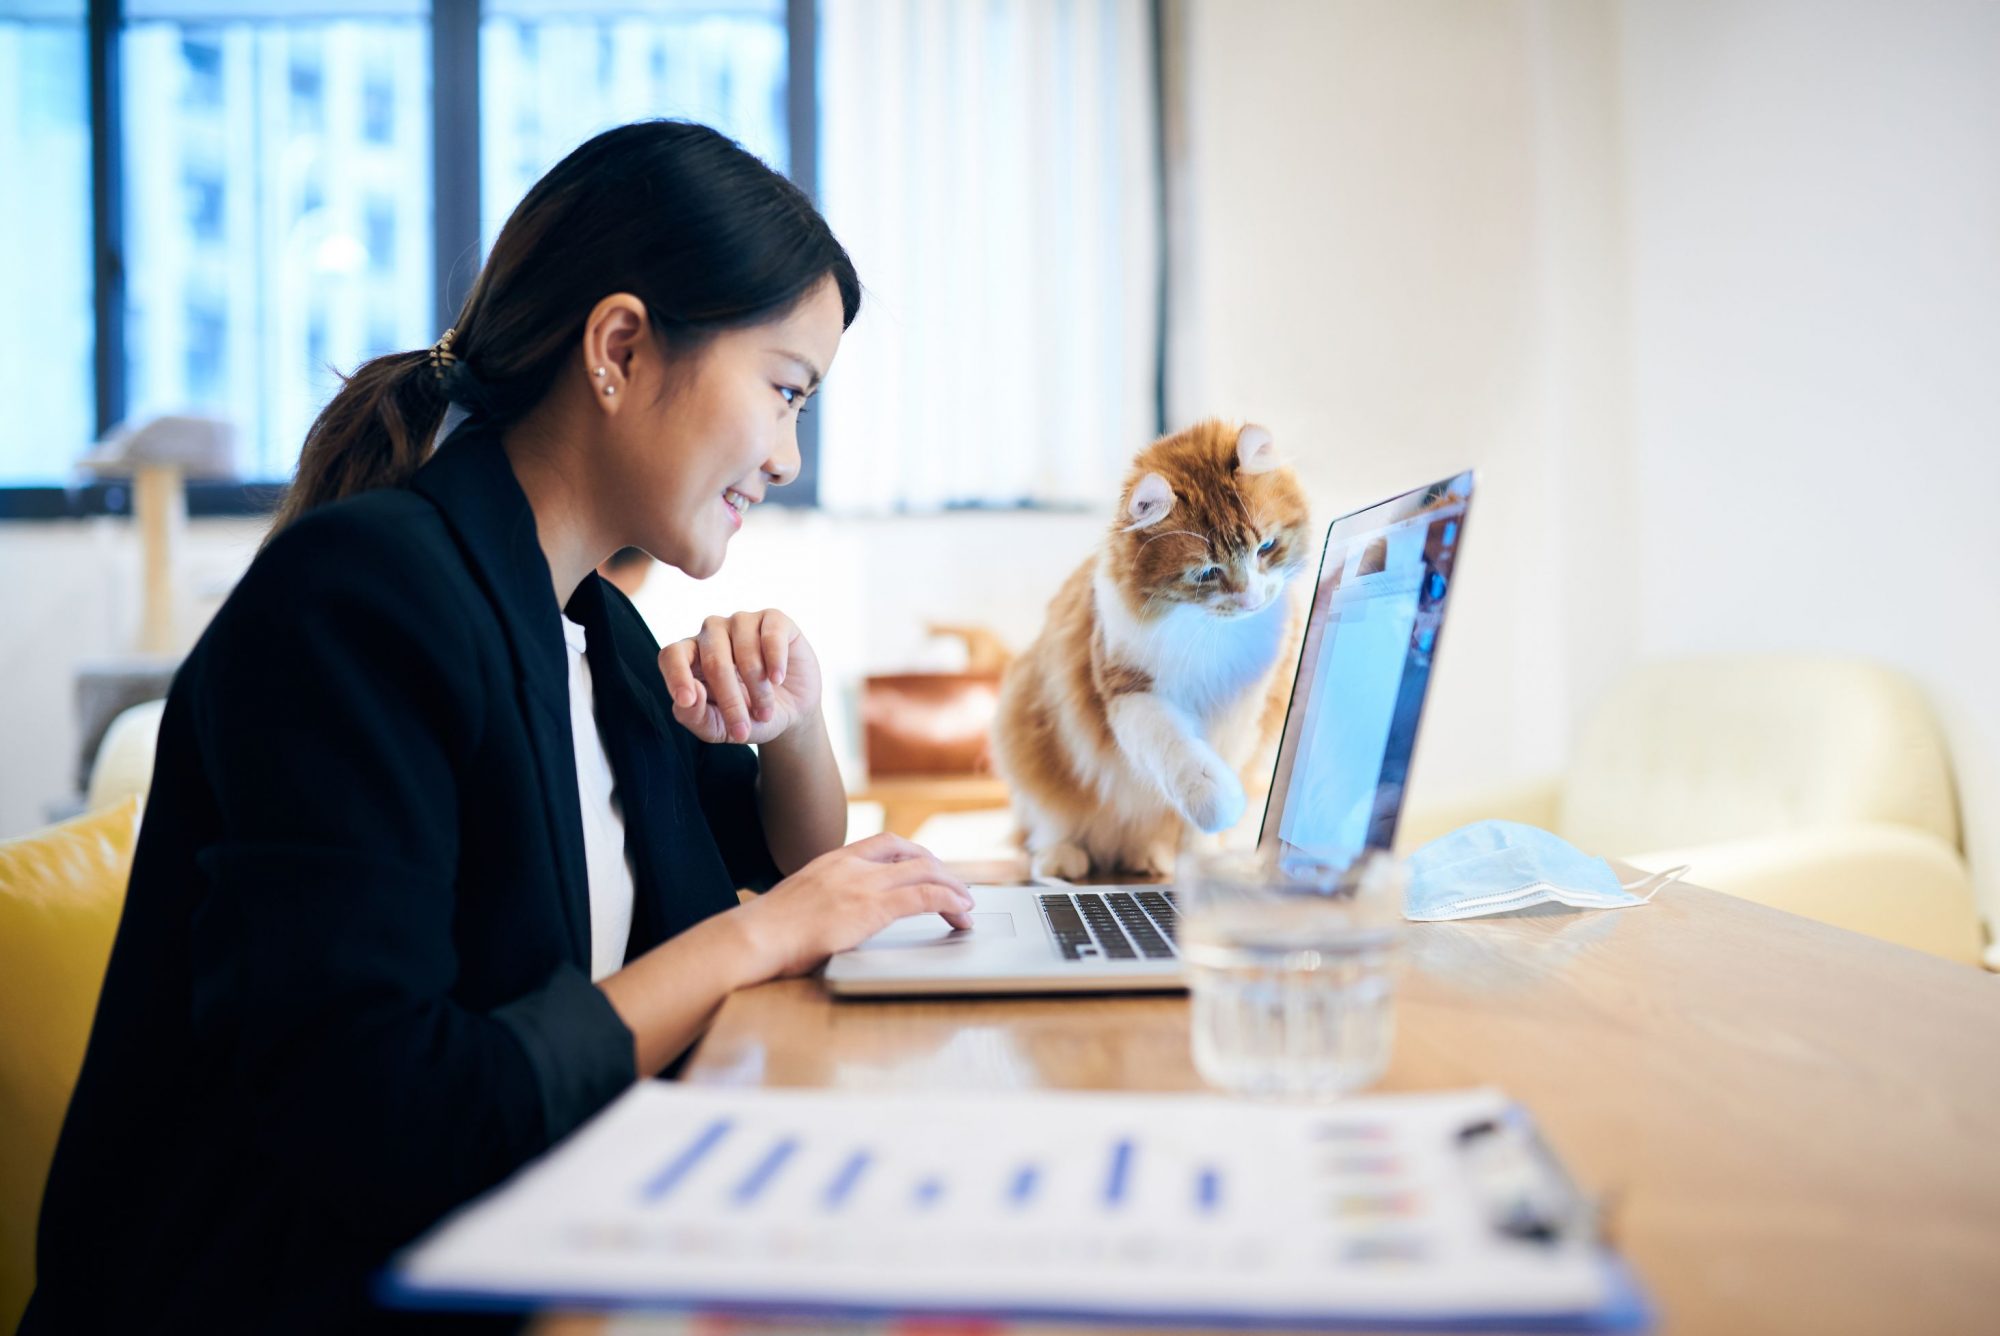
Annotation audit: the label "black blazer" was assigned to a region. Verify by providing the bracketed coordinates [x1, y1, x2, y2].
[25, 424, 781, 1334]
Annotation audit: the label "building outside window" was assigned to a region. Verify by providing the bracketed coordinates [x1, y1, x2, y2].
[478, 0, 788, 252]
[0, 0, 93, 484]
[0, 0, 1158, 514]
[120, 2, 434, 482]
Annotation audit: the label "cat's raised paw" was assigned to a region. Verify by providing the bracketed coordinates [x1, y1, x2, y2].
[1177, 760, 1247, 834]
[1029, 842, 1092, 882]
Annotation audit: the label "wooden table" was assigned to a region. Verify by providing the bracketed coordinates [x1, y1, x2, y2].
[541, 870, 2000, 1335]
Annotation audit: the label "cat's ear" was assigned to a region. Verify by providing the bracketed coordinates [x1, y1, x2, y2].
[1236, 423, 1281, 475]
[1122, 471, 1176, 531]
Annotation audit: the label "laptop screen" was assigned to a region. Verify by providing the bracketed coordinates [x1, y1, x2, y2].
[1259, 471, 1475, 865]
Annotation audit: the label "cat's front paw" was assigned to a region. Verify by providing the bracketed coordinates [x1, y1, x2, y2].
[1175, 756, 1247, 834]
[1029, 842, 1092, 882]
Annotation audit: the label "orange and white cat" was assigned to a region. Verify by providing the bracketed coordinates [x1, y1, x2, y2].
[992, 420, 1313, 880]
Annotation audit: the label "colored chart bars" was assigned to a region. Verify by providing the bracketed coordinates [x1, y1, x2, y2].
[635, 1118, 1227, 1220]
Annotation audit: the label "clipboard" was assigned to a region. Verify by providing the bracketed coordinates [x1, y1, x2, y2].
[385, 1083, 1651, 1331]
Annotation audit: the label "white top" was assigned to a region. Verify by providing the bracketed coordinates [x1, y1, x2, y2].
[562, 613, 636, 982]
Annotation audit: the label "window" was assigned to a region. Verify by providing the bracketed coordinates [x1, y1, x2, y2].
[121, 2, 434, 483]
[185, 171, 224, 242]
[288, 45, 324, 131]
[815, 0, 1161, 510]
[177, 33, 222, 106]
[478, 0, 789, 253]
[361, 64, 395, 143]
[0, 0, 1160, 514]
[0, 0, 807, 501]
[0, 0, 92, 485]
[364, 197, 396, 270]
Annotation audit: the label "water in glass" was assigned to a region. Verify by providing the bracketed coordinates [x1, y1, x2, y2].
[1179, 849, 1402, 1097]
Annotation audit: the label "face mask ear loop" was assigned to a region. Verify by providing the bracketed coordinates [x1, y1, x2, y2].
[1620, 865, 1691, 901]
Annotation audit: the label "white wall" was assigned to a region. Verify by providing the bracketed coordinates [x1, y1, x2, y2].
[0, 518, 266, 838]
[1174, 0, 1636, 806]
[1179, 0, 1997, 941]
[1618, 0, 2000, 929]
[0, 508, 1106, 839]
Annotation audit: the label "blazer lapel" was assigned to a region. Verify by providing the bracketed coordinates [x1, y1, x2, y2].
[565, 576, 740, 953]
[410, 426, 593, 970]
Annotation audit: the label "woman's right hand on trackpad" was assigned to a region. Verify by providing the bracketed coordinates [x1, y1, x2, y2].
[730, 833, 974, 980]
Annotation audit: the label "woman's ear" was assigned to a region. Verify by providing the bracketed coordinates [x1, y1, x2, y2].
[582, 293, 652, 411]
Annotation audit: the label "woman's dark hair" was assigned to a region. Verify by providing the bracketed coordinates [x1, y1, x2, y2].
[271, 120, 860, 535]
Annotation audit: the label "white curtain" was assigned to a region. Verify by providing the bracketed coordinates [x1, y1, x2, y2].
[816, 0, 1161, 512]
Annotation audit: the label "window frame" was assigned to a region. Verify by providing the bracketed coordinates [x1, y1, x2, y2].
[0, 0, 822, 520]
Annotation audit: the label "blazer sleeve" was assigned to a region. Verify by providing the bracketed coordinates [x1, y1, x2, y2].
[187, 509, 634, 1244]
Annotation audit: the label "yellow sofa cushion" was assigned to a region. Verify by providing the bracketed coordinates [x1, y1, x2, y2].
[1625, 822, 1985, 966]
[1560, 656, 1961, 857]
[0, 798, 139, 1331]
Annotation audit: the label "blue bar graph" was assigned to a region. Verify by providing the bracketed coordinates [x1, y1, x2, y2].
[732, 1137, 799, 1206]
[640, 1119, 732, 1203]
[1104, 1138, 1135, 1207]
[822, 1150, 871, 1211]
[643, 1125, 1204, 1221]
[1196, 1166, 1223, 1214]
[1008, 1164, 1040, 1207]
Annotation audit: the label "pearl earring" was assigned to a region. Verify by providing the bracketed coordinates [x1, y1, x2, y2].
[592, 366, 606, 378]
[603, 385, 616, 397]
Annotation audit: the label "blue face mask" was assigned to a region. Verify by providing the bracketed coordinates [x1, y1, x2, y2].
[1402, 820, 1687, 922]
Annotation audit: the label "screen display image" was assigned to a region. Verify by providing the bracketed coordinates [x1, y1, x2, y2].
[1263, 473, 1473, 866]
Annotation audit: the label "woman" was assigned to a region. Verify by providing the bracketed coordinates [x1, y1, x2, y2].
[26, 122, 973, 1333]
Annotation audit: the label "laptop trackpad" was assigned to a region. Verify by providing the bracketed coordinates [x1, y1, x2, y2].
[854, 912, 1016, 951]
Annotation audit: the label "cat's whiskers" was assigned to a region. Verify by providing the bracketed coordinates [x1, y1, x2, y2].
[1139, 528, 1211, 550]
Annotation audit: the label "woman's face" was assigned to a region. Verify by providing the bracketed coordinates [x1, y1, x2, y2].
[606, 276, 845, 579]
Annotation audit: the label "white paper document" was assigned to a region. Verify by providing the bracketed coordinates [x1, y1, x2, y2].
[388, 1083, 1647, 1329]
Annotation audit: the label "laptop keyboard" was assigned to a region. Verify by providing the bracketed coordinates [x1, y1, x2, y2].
[1037, 890, 1179, 962]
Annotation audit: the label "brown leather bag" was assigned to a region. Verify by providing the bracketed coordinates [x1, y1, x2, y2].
[861, 672, 1005, 777]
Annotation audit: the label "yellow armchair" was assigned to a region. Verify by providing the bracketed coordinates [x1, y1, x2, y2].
[0, 798, 140, 1331]
[1399, 657, 1986, 967]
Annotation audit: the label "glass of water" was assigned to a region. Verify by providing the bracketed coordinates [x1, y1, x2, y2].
[1179, 847, 1403, 1098]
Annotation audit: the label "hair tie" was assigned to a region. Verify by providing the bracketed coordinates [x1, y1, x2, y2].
[439, 355, 502, 422]
[428, 327, 458, 382]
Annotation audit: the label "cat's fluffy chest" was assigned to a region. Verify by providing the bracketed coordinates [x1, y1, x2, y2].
[1092, 560, 1291, 723]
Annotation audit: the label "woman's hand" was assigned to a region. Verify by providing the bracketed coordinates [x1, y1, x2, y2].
[732, 834, 976, 979]
[659, 609, 823, 745]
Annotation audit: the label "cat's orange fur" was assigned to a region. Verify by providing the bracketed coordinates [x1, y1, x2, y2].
[992, 420, 1312, 879]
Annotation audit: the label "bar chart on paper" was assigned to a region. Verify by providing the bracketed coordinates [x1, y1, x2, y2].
[633, 1112, 1206, 1221]
[390, 1084, 1645, 1329]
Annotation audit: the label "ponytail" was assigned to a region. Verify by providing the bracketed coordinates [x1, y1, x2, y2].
[268, 348, 450, 539]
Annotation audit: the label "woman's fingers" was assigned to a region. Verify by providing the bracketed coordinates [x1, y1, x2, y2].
[845, 831, 933, 864]
[727, 615, 774, 721]
[760, 611, 793, 688]
[845, 840, 968, 895]
[698, 617, 753, 742]
[889, 881, 976, 929]
[855, 854, 970, 897]
[658, 641, 713, 724]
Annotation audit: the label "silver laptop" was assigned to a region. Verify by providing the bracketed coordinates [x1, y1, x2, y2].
[824, 471, 1476, 996]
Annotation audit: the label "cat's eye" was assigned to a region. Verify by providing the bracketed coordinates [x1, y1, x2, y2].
[1190, 566, 1222, 584]
[1257, 537, 1278, 556]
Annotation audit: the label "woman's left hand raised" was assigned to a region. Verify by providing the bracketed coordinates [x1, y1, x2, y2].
[658, 609, 823, 745]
